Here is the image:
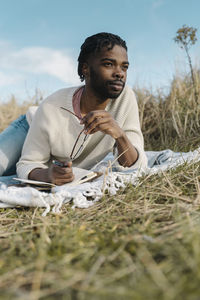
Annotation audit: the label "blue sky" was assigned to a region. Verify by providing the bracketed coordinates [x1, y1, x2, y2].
[0, 0, 200, 102]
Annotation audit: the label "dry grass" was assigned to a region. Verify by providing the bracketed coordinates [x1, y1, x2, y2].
[0, 70, 200, 299]
[137, 69, 200, 151]
[1, 162, 200, 300]
[0, 96, 32, 132]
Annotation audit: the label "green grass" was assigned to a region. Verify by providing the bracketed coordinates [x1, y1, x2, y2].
[1, 161, 200, 299]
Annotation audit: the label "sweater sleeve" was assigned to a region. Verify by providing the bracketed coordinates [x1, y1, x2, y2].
[16, 103, 51, 179]
[112, 88, 147, 171]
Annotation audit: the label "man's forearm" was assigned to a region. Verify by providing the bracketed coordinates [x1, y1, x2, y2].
[115, 132, 138, 167]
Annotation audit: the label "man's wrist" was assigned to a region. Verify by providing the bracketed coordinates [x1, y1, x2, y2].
[115, 129, 126, 140]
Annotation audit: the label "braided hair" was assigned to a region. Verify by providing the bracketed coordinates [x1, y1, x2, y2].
[78, 32, 127, 81]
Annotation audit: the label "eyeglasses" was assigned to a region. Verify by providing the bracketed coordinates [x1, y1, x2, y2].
[60, 106, 88, 160]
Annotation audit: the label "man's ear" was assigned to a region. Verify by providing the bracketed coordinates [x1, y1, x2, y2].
[82, 62, 90, 79]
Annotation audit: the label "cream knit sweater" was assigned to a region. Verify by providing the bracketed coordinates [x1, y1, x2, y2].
[17, 85, 147, 179]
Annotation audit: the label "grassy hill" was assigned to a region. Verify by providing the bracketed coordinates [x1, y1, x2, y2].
[0, 71, 200, 300]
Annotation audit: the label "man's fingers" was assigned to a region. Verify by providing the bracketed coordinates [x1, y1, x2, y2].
[53, 174, 74, 185]
[89, 123, 113, 134]
[81, 110, 109, 125]
[50, 166, 74, 184]
[53, 164, 72, 174]
[85, 117, 111, 134]
[81, 109, 121, 138]
[55, 172, 74, 180]
[62, 160, 72, 167]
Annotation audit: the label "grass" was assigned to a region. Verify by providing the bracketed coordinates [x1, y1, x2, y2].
[0, 70, 200, 299]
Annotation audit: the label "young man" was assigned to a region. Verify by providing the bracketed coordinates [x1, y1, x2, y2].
[16, 32, 147, 185]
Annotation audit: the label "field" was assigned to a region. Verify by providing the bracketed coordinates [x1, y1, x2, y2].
[0, 71, 200, 300]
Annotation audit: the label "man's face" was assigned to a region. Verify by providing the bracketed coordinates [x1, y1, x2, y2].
[85, 45, 129, 100]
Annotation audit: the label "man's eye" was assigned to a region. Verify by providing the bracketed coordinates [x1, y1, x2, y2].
[104, 62, 112, 66]
[122, 65, 129, 71]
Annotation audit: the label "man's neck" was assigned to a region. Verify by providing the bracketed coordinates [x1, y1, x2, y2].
[80, 86, 110, 116]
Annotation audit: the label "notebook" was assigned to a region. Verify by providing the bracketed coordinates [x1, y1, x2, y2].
[13, 167, 102, 190]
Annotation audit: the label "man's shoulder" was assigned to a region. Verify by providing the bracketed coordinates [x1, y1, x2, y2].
[27, 85, 83, 124]
[30, 85, 83, 120]
[42, 85, 83, 105]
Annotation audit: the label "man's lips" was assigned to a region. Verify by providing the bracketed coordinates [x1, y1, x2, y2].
[108, 81, 124, 90]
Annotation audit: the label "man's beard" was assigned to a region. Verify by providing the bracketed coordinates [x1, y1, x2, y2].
[89, 67, 125, 101]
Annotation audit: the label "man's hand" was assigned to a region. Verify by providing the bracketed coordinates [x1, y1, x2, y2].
[80, 110, 124, 139]
[28, 160, 74, 186]
[48, 160, 74, 185]
[81, 110, 138, 167]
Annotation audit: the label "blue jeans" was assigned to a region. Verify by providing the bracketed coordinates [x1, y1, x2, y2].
[0, 115, 29, 185]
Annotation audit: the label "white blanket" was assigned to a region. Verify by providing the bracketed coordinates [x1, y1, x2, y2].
[0, 148, 200, 216]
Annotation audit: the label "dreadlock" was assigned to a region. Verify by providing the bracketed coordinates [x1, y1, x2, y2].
[78, 32, 127, 81]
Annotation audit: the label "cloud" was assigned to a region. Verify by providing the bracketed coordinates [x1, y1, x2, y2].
[0, 71, 22, 87]
[152, 0, 164, 9]
[0, 44, 80, 87]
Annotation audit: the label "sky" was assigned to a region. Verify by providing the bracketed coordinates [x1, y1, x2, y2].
[0, 0, 200, 102]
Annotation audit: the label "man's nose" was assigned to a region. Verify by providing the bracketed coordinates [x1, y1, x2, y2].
[113, 66, 125, 79]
